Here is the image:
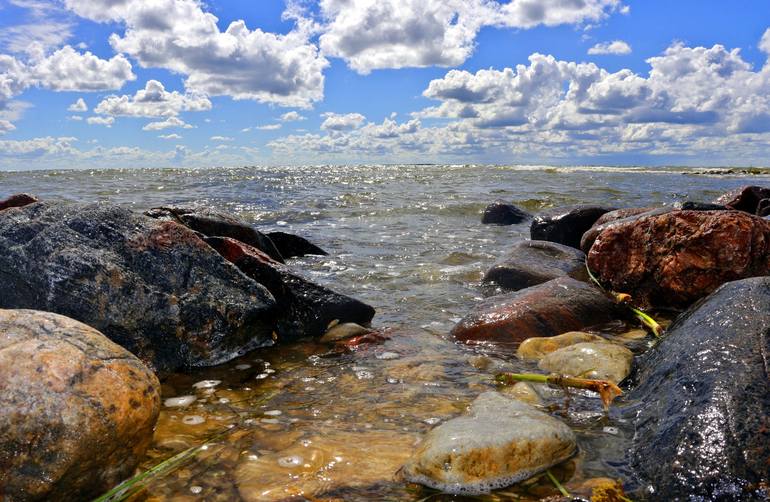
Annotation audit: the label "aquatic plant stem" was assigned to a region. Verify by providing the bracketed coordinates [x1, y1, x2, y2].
[546, 469, 570, 497]
[495, 372, 623, 409]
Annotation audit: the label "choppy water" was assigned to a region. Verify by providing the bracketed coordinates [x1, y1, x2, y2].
[1, 165, 765, 501]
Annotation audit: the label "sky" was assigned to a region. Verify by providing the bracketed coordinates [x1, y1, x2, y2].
[0, 0, 770, 170]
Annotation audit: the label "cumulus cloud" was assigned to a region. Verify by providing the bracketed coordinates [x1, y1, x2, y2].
[321, 112, 366, 130]
[68, 97, 87, 112]
[761, 28, 770, 54]
[159, 133, 182, 139]
[280, 111, 306, 121]
[588, 40, 631, 55]
[68, 115, 83, 121]
[94, 80, 211, 117]
[210, 135, 234, 141]
[86, 116, 114, 126]
[0, 119, 15, 134]
[142, 116, 193, 131]
[256, 124, 282, 130]
[64, 0, 328, 108]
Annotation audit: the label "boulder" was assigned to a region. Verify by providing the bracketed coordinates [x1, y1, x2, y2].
[451, 277, 619, 345]
[401, 392, 577, 495]
[628, 277, 770, 500]
[538, 342, 633, 384]
[205, 236, 375, 341]
[482, 240, 586, 292]
[146, 206, 285, 262]
[591, 207, 657, 228]
[516, 331, 606, 361]
[713, 185, 770, 214]
[580, 208, 669, 254]
[677, 201, 728, 211]
[587, 210, 770, 308]
[266, 231, 328, 258]
[0, 201, 277, 373]
[0, 309, 160, 501]
[531, 205, 616, 249]
[481, 201, 531, 225]
[0, 193, 38, 212]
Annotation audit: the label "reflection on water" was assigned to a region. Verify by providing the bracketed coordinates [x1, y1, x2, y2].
[2, 165, 764, 500]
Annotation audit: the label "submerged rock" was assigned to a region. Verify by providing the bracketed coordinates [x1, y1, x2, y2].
[482, 240, 586, 292]
[206, 236, 375, 341]
[402, 392, 576, 495]
[452, 277, 619, 345]
[0, 201, 277, 373]
[266, 231, 328, 258]
[530, 205, 615, 249]
[538, 342, 633, 384]
[628, 277, 770, 500]
[0, 193, 38, 212]
[0, 309, 160, 501]
[320, 322, 371, 342]
[516, 331, 606, 361]
[588, 210, 770, 308]
[481, 201, 531, 225]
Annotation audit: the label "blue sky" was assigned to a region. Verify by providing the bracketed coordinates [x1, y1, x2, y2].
[0, 0, 769, 169]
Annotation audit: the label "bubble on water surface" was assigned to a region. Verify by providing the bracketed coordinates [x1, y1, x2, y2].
[192, 380, 221, 389]
[278, 455, 303, 468]
[164, 395, 196, 408]
[182, 415, 205, 425]
[376, 351, 400, 360]
[189, 486, 202, 494]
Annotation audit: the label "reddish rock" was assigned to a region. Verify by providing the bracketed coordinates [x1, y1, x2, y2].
[713, 185, 770, 214]
[580, 208, 668, 253]
[451, 277, 619, 345]
[587, 210, 770, 308]
[592, 207, 657, 228]
[0, 193, 37, 212]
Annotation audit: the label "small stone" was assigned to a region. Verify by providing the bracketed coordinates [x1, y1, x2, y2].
[538, 342, 633, 384]
[320, 322, 370, 342]
[164, 395, 197, 408]
[500, 382, 543, 405]
[516, 331, 607, 361]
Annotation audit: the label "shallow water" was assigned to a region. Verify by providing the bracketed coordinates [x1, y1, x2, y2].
[2, 165, 765, 500]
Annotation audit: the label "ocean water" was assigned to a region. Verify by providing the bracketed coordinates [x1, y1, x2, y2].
[1, 165, 764, 500]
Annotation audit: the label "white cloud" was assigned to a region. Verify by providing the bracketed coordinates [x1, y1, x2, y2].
[159, 133, 181, 139]
[256, 124, 282, 130]
[68, 115, 83, 121]
[321, 112, 366, 130]
[68, 97, 88, 112]
[64, 0, 328, 108]
[0, 22, 74, 56]
[0, 120, 15, 134]
[210, 135, 234, 141]
[28, 46, 135, 91]
[280, 111, 306, 121]
[761, 28, 770, 54]
[94, 80, 211, 118]
[588, 40, 632, 55]
[142, 116, 193, 131]
[86, 116, 114, 127]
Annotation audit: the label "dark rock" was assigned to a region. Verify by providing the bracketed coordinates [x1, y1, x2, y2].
[531, 205, 616, 249]
[713, 185, 770, 214]
[678, 201, 728, 211]
[587, 210, 770, 309]
[0, 193, 38, 212]
[482, 240, 586, 292]
[757, 198, 770, 217]
[481, 201, 531, 225]
[580, 208, 670, 254]
[206, 236, 375, 340]
[628, 277, 770, 500]
[0, 201, 277, 373]
[146, 206, 284, 263]
[266, 231, 328, 258]
[592, 207, 657, 228]
[451, 277, 619, 346]
[0, 309, 160, 501]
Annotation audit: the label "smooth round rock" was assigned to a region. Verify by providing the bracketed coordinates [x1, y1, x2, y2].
[0, 309, 160, 501]
[516, 331, 607, 361]
[500, 382, 543, 405]
[482, 240, 587, 292]
[402, 392, 577, 495]
[538, 342, 633, 384]
[320, 322, 370, 342]
[481, 202, 531, 225]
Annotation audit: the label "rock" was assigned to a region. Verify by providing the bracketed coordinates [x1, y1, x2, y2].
[482, 240, 587, 292]
[481, 201, 531, 225]
[758, 198, 770, 217]
[516, 331, 606, 361]
[146, 206, 285, 262]
[0, 309, 160, 501]
[677, 201, 728, 211]
[320, 322, 371, 342]
[531, 205, 616, 249]
[206, 236, 375, 341]
[0, 201, 277, 373]
[628, 277, 770, 500]
[266, 231, 328, 258]
[587, 210, 770, 308]
[592, 207, 657, 228]
[500, 382, 543, 405]
[401, 392, 577, 495]
[0, 193, 38, 212]
[451, 277, 619, 345]
[580, 208, 669, 254]
[538, 342, 633, 384]
[713, 185, 770, 214]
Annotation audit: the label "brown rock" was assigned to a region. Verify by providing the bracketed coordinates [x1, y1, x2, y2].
[451, 277, 619, 345]
[580, 208, 668, 254]
[0, 309, 160, 501]
[0, 193, 37, 211]
[713, 185, 770, 214]
[587, 210, 770, 308]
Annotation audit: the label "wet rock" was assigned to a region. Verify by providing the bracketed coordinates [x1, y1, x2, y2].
[0, 201, 277, 373]
[452, 277, 619, 345]
[592, 207, 657, 228]
[0, 309, 160, 501]
[501, 382, 543, 405]
[0, 193, 38, 212]
[587, 210, 770, 308]
[481, 201, 531, 225]
[628, 277, 770, 500]
[320, 322, 371, 342]
[531, 205, 616, 249]
[206, 236, 375, 341]
[580, 208, 669, 254]
[713, 185, 770, 214]
[538, 342, 633, 384]
[146, 206, 285, 262]
[266, 231, 327, 258]
[677, 201, 728, 211]
[402, 392, 577, 495]
[757, 198, 770, 217]
[482, 240, 587, 292]
[516, 331, 606, 361]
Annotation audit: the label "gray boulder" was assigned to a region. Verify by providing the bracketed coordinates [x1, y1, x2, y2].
[482, 240, 586, 292]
